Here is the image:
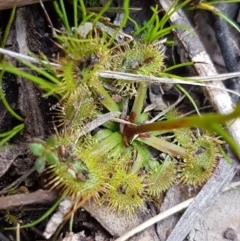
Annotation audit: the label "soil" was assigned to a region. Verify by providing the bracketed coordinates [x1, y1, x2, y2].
[0, 1, 239, 241]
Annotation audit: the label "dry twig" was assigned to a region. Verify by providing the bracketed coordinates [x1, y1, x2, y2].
[0, 190, 58, 210]
[0, 0, 52, 11]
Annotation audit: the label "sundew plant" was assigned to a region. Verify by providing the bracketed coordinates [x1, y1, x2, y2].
[1, 0, 240, 219]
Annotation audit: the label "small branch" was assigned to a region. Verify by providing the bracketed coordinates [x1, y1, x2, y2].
[0, 190, 58, 210]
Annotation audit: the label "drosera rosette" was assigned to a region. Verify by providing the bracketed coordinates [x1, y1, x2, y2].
[45, 149, 110, 201]
[53, 82, 97, 132]
[42, 129, 142, 215]
[52, 27, 120, 112]
[132, 142, 176, 197]
[91, 130, 176, 215]
[166, 108, 221, 186]
[107, 40, 165, 97]
[178, 134, 220, 186]
[104, 168, 146, 216]
[0, 1, 122, 113]
[35, 131, 115, 201]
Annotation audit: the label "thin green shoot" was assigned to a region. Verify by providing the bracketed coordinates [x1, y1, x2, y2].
[0, 70, 23, 121]
[119, 0, 130, 30]
[69, 202, 77, 232]
[215, 11, 240, 32]
[73, 0, 78, 29]
[53, 0, 71, 34]
[1, 63, 58, 96]
[160, 0, 191, 29]
[92, 1, 111, 25]
[79, 0, 87, 22]
[219, 146, 232, 165]
[176, 84, 201, 116]
[109, 0, 130, 44]
[149, 24, 193, 42]
[159, 72, 201, 84]
[210, 124, 240, 159]
[163, 62, 194, 72]
[129, 6, 156, 37]
[18, 59, 60, 85]
[59, 0, 71, 33]
[0, 124, 25, 146]
[5, 191, 68, 230]
[131, 0, 191, 42]
[188, 1, 240, 32]
[0, 7, 16, 52]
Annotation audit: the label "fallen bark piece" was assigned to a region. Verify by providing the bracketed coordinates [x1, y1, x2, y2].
[83, 202, 159, 241]
[0, 144, 29, 178]
[156, 184, 199, 241]
[43, 196, 73, 239]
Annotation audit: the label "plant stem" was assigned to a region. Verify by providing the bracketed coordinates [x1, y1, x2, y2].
[0, 70, 23, 121]
[89, 78, 120, 112]
[131, 82, 147, 120]
[0, 7, 16, 51]
[123, 105, 240, 143]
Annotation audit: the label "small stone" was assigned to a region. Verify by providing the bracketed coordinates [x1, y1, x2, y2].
[223, 228, 237, 240]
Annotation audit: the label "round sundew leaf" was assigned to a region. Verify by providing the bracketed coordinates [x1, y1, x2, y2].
[106, 169, 145, 216]
[35, 157, 46, 173]
[144, 158, 176, 197]
[179, 136, 218, 186]
[45, 151, 59, 164]
[29, 143, 45, 156]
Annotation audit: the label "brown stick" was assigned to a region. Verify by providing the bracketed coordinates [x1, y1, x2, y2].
[0, 190, 58, 210]
[0, 0, 52, 11]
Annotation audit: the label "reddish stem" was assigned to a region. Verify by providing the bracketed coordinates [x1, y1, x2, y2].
[122, 112, 150, 146]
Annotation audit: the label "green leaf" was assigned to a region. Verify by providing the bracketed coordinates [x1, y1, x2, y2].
[0, 124, 25, 146]
[29, 143, 45, 156]
[46, 135, 58, 148]
[45, 151, 59, 164]
[35, 157, 46, 173]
